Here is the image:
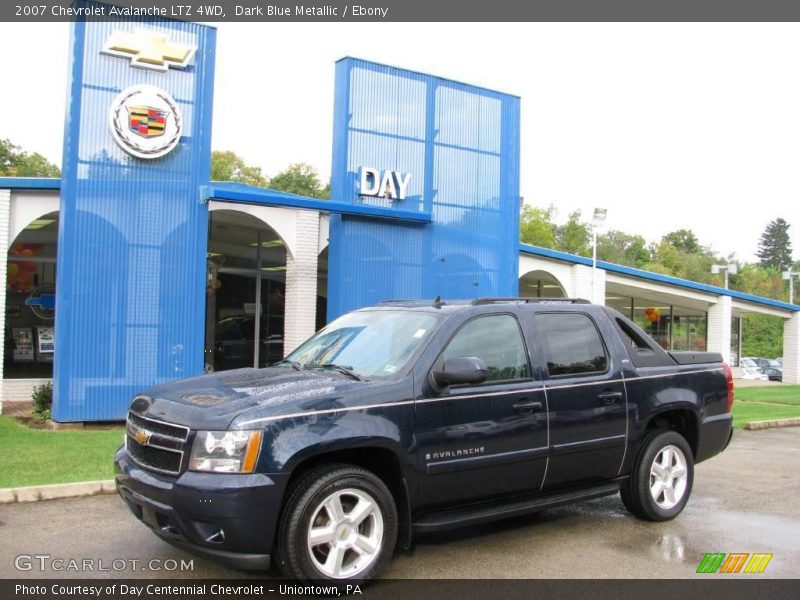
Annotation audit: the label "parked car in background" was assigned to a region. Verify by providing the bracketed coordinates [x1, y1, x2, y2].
[761, 367, 783, 382]
[741, 358, 758, 369]
[740, 366, 769, 381]
[743, 357, 772, 370]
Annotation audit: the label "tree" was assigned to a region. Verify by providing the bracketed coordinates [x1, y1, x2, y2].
[756, 218, 793, 272]
[732, 264, 784, 300]
[269, 163, 329, 199]
[742, 314, 783, 358]
[681, 252, 719, 285]
[0, 138, 60, 177]
[597, 230, 650, 267]
[557, 210, 591, 256]
[651, 239, 683, 276]
[210, 150, 268, 187]
[520, 205, 556, 248]
[662, 229, 701, 254]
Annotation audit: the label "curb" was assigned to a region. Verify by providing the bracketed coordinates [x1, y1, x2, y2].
[744, 417, 800, 431]
[0, 480, 116, 504]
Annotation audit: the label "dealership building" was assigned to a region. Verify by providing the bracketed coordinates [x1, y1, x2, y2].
[1, 18, 798, 421]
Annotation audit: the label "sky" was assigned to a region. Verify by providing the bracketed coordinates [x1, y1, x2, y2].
[2, 21, 800, 262]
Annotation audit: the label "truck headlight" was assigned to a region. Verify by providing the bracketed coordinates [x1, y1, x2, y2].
[189, 430, 263, 473]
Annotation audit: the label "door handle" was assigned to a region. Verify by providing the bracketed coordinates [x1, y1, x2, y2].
[598, 391, 623, 404]
[512, 400, 543, 413]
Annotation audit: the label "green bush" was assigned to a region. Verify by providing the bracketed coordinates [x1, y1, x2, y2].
[31, 382, 53, 420]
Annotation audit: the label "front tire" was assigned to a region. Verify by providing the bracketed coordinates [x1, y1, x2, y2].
[621, 430, 693, 521]
[276, 464, 398, 582]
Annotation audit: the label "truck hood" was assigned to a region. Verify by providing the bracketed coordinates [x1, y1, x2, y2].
[130, 367, 366, 430]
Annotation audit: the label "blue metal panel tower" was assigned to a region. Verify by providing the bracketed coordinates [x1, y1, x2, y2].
[327, 58, 521, 320]
[54, 13, 216, 421]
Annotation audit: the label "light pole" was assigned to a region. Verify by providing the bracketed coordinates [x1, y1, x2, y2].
[711, 263, 738, 289]
[591, 208, 607, 303]
[783, 270, 799, 304]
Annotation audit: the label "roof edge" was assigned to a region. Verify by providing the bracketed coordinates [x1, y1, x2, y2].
[0, 177, 61, 190]
[520, 243, 800, 313]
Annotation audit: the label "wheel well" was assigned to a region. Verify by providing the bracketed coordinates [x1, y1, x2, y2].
[284, 447, 412, 549]
[646, 409, 699, 458]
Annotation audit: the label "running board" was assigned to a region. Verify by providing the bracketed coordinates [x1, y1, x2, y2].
[412, 482, 621, 533]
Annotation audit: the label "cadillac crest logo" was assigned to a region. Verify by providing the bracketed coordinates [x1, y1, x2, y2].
[109, 85, 182, 159]
[128, 106, 167, 138]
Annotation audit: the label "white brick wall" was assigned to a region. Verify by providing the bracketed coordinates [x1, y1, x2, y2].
[0, 189, 10, 414]
[571, 264, 606, 304]
[2, 378, 52, 402]
[707, 296, 732, 363]
[783, 313, 800, 384]
[284, 210, 320, 355]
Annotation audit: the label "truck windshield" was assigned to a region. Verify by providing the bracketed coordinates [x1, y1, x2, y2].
[283, 310, 441, 379]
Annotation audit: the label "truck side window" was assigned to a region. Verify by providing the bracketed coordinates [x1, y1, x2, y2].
[442, 314, 531, 382]
[535, 313, 608, 377]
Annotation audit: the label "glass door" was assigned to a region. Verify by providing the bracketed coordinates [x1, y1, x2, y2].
[204, 210, 287, 372]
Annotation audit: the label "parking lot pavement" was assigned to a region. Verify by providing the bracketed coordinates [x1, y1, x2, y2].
[0, 428, 798, 580]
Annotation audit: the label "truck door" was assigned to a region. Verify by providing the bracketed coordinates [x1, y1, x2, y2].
[531, 311, 627, 488]
[415, 313, 548, 507]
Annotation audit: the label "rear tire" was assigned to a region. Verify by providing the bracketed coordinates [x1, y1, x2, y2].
[621, 430, 693, 521]
[275, 464, 398, 582]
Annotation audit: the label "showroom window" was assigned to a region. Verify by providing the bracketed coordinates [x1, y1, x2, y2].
[205, 210, 287, 372]
[4, 212, 58, 379]
[606, 294, 708, 352]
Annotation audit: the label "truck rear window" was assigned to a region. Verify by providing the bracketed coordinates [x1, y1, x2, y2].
[534, 313, 608, 377]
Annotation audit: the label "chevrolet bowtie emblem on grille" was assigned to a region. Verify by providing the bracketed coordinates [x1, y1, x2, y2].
[101, 28, 196, 72]
[134, 428, 152, 446]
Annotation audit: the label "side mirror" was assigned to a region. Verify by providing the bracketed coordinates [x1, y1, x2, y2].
[432, 356, 488, 388]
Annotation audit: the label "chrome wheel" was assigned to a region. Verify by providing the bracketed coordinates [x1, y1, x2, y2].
[306, 488, 384, 579]
[649, 444, 688, 509]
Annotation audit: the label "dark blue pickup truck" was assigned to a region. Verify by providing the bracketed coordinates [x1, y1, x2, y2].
[115, 298, 734, 581]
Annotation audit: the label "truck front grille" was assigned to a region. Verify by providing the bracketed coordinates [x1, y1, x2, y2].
[126, 412, 189, 476]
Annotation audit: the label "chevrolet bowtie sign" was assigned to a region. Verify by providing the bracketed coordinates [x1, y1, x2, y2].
[101, 28, 197, 72]
[359, 167, 412, 200]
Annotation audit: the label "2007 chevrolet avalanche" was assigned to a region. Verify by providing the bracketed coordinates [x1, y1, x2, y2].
[115, 298, 734, 581]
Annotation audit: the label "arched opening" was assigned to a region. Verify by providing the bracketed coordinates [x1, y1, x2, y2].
[519, 269, 566, 299]
[205, 210, 288, 372]
[5, 211, 59, 379]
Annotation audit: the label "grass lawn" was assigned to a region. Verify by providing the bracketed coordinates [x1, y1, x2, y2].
[0, 416, 124, 488]
[736, 385, 800, 406]
[732, 401, 800, 428]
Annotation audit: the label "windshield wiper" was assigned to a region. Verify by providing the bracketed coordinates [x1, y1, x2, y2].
[316, 363, 364, 381]
[275, 359, 302, 371]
